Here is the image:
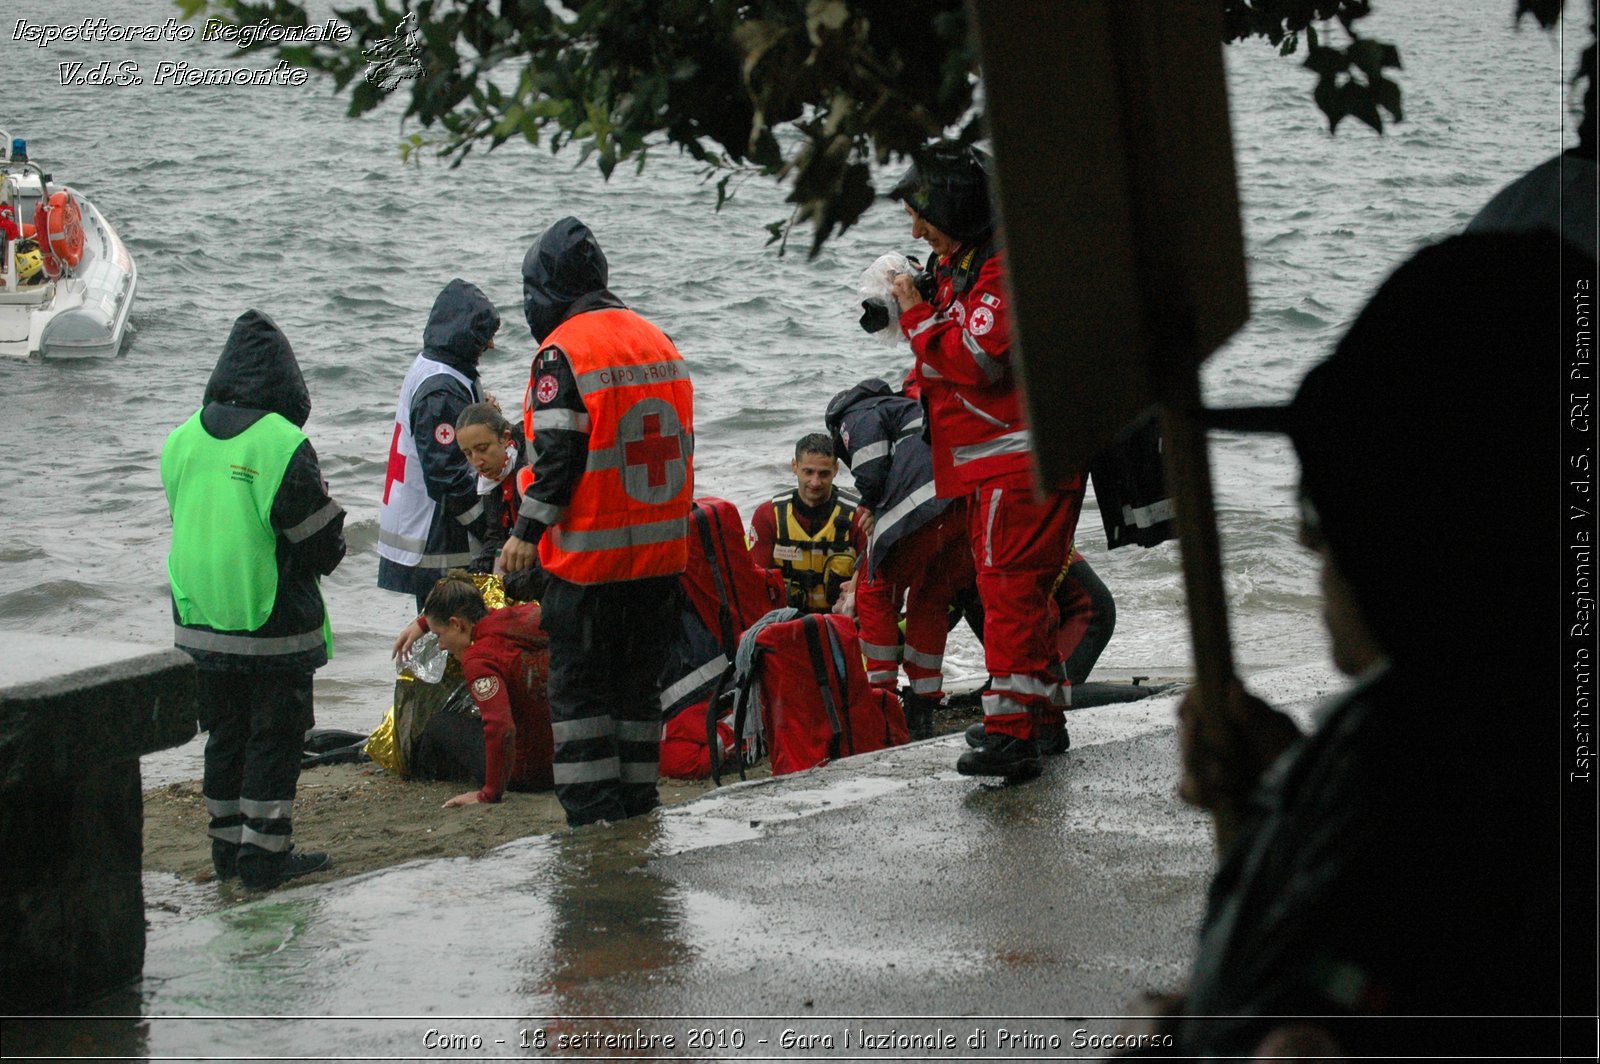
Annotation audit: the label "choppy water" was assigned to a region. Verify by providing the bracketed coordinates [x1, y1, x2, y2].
[0, 0, 1581, 789]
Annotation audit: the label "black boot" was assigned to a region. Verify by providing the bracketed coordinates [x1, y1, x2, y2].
[956, 734, 1042, 780]
[965, 721, 987, 749]
[237, 845, 330, 890]
[900, 690, 939, 741]
[1037, 720, 1071, 756]
[211, 839, 239, 880]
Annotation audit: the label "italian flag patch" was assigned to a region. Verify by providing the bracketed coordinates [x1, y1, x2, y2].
[980, 293, 1001, 308]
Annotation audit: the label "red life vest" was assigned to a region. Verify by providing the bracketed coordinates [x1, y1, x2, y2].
[524, 308, 695, 584]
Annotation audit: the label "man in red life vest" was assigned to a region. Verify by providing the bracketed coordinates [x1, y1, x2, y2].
[499, 217, 694, 826]
[888, 143, 1083, 781]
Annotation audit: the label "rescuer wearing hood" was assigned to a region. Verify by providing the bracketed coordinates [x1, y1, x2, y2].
[824, 378, 969, 739]
[378, 278, 502, 608]
[160, 310, 347, 890]
[498, 217, 694, 827]
[888, 143, 1083, 781]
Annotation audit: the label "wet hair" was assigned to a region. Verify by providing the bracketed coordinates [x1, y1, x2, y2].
[455, 402, 513, 438]
[422, 570, 489, 627]
[794, 432, 834, 462]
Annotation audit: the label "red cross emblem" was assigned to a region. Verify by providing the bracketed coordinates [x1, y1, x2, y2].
[383, 422, 406, 505]
[624, 412, 682, 489]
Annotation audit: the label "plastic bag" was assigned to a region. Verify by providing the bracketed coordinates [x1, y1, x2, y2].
[857, 252, 916, 347]
[396, 631, 447, 683]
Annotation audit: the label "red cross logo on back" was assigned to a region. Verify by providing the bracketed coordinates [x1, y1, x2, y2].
[624, 412, 681, 488]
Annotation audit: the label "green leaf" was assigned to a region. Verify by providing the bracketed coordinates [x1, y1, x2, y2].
[1370, 73, 1402, 122]
[1303, 45, 1346, 77]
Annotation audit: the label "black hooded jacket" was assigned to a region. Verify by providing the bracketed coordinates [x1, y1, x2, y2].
[177, 310, 346, 672]
[512, 218, 627, 543]
[824, 378, 949, 574]
[378, 279, 501, 596]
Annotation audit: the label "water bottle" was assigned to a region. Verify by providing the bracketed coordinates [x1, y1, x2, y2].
[397, 631, 447, 683]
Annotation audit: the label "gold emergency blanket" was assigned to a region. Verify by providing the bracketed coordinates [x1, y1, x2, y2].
[365, 572, 526, 776]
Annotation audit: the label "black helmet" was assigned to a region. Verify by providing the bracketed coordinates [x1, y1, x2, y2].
[888, 143, 995, 244]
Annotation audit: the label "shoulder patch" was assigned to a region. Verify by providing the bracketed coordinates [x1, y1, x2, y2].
[968, 305, 995, 337]
[980, 292, 1002, 308]
[471, 675, 500, 700]
[434, 422, 456, 446]
[534, 374, 559, 405]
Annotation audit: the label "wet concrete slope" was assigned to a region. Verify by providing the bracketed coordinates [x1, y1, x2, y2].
[4, 665, 1343, 1059]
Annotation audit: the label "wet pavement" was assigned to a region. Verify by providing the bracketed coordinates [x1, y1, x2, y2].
[3, 664, 1342, 1061]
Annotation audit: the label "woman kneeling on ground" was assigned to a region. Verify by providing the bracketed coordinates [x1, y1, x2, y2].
[393, 572, 554, 807]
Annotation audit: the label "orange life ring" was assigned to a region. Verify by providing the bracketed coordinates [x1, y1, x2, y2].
[32, 202, 61, 279]
[44, 191, 84, 269]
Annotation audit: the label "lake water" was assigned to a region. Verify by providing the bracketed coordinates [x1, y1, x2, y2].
[0, 0, 1581, 788]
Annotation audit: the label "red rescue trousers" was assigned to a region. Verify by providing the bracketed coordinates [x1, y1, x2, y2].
[970, 479, 1083, 740]
[856, 500, 973, 698]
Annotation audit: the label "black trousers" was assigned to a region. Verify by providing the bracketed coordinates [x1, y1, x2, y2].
[198, 670, 314, 854]
[541, 573, 679, 826]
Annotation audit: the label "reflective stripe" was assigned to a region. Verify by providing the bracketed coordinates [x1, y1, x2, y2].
[619, 760, 658, 783]
[520, 499, 567, 525]
[981, 692, 1032, 718]
[239, 826, 292, 852]
[984, 487, 1001, 568]
[533, 408, 592, 433]
[907, 316, 938, 340]
[992, 673, 1068, 704]
[208, 824, 243, 844]
[963, 330, 1006, 383]
[921, 362, 944, 379]
[453, 499, 485, 527]
[553, 757, 620, 784]
[573, 358, 687, 396]
[870, 481, 938, 548]
[954, 429, 1033, 466]
[903, 644, 944, 670]
[553, 516, 687, 553]
[616, 719, 659, 743]
[852, 440, 891, 465]
[551, 716, 615, 743]
[240, 797, 294, 820]
[957, 392, 1011, 429]
[909, 676, 944, 694]
[660, 654, 728, 709]
[898, 417, 924, 437]
[205, 797, 241, 818]
[377, 527, 475, 567]
[1123, 499, 1175, 528]
[859, 640, 902, 661]
[175, 625, 325, 656]
[283, 499, 341, 544]
[867, 670, 899, 684]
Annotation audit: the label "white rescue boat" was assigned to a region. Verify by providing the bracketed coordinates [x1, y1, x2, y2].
[0, 131, 137, 360]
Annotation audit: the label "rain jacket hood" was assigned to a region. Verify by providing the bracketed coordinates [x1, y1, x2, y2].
[522, 216, 615, 344]
[825, 378, 895, 437]
[202, 309, 311, 427]
[422, 278, 501, 373]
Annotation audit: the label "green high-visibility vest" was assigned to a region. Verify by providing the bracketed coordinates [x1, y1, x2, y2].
[161, 409, 306, 637]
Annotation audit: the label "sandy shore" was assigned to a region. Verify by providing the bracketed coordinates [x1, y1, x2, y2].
[139, 699, 992, 901]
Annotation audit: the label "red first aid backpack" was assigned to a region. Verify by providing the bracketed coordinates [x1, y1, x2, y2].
[713, 612, 908, 783]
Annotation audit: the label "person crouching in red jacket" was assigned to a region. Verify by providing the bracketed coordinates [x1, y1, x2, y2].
[393, 573, 555, 806]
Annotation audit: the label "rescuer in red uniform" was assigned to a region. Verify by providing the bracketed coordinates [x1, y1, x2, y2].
[889, 144, 1083, 781]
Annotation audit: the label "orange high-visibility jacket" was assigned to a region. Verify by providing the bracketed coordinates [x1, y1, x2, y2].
[522, 308, 694, 584]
